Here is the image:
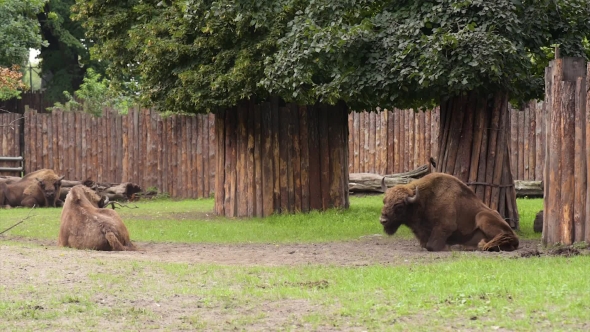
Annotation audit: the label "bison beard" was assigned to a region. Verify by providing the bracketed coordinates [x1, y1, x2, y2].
[380, 173, 519, 252]
[59, 185, 136, 251]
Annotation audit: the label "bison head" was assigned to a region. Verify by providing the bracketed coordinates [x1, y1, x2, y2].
[36, 175, 65, 207]
[380, 185, 418, 235]
[68, 185, 110, 208]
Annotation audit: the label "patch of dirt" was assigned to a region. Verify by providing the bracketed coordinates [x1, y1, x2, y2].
[0, 235, 563, 331]
[0, 234, 543, 267]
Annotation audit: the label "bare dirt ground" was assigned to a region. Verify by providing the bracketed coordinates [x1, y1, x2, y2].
[1, 236, 574, 331]
[1, 235, 544, 268]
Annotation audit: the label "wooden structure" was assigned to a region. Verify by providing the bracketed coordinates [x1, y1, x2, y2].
[215, 99, 349, 217]
[436, 92, 519, 228]
[0, 91, 51, 114]
[0, 112, 23, 176]
[543, 57, 588, 245]
[12, 108, 216, 199]
[347, 106, 544, 181]
[347, 109, 439, 175]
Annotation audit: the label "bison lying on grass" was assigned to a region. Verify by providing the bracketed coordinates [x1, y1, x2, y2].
[380, 172, 519, 252]
[59, 185, 136, 251]
[0, 169, 65, 208]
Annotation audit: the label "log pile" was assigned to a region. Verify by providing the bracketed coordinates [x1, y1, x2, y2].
[0, 175, 142, 202]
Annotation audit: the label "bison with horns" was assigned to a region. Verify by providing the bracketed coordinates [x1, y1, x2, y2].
[380, 172, 519, 252]
[58, 185, 136, 251]
[0, 169, 65, 208]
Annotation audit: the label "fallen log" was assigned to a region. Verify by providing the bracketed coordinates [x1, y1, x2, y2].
[350, 164, 432, 193]
[383, 163, 431, 179]
[514, 180, 543, 198]
[349, 173, 412, 193]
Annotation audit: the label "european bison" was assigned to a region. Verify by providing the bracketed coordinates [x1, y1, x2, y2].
[59, 185, 136, 251]
[380, 172, 519, 252]
[0, 169, 65, 208]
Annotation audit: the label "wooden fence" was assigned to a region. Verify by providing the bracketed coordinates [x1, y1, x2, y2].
[1, 103, 547, 198]
[0, 92, 51, 114]
[0, 112, 23, 176]
[16, 108, 216, 198]
[348, 106, 545, 180]
[347, 109, 440, 175]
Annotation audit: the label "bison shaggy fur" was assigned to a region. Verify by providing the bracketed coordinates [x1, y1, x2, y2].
[0, 169, 64, 208]
[59, 185, 136, 251]
[380, 172, 519, 252]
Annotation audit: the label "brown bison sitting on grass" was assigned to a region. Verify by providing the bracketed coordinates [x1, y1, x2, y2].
[0, 169, 65, 208]
[380, 172, 519, 252]
[59, 185, 136, 251]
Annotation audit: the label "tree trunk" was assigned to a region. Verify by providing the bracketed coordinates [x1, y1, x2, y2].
[436, 92, 519, 229]
[215, 99, 350, 217]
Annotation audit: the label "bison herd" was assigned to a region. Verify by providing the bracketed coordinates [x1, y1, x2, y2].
[2, 169, 519, 252]
[1, 169, 135, 251]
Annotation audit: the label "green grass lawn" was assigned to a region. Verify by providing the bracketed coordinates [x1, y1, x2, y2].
[0, 196, 543, 243]
[3, 196, 590, 331]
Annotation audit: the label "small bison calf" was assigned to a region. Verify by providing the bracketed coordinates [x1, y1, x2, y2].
[380, 172, 519, 252]
[59, 185, 136, 251]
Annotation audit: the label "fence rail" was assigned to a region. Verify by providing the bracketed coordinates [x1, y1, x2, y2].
[1, 104, 544, 198]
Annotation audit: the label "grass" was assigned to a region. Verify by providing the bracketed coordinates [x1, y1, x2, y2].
[2, 196, 588, 331]
[1, 248, 589, 331]
[0, 196, 542, 244]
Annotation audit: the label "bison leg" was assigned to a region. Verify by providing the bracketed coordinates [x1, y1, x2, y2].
[104, 231, 136, 251]
[105, 231, 126, 251]
[475, 211, 519, 252]
[20, 196, 41, 208]
[425, 223, 457, 252]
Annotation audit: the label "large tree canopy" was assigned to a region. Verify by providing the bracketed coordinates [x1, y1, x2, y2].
[37, 0, 103, 103]
[0, 0, 47, 67]
[75, 0, 590, 113]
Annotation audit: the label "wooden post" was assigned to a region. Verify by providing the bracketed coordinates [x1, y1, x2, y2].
[543, 56, 587, 245]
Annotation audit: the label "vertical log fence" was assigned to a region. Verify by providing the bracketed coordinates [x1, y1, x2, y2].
[0, 97, 570, 204]
[15, 107, 216, 199]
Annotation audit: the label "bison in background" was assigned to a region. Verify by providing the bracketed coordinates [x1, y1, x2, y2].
[59, 185, 136, 251]
[0, 169, 65, 208]
[380, 172, 519, 252]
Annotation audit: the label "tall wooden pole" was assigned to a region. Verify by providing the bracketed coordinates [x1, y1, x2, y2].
[543, 56, 587, 245]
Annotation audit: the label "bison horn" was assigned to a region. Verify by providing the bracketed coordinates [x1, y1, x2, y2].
[381, 177, 387, 193]
[405, 187, 419, 204]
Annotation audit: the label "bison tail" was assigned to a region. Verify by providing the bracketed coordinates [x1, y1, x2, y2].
[479, 233, 519, 252]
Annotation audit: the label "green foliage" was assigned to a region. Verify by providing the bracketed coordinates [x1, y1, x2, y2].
[0, 0, 47, 67]
[38, 0, 106, 104]
[0, 65, 27, 100]
[74, 0, 590, 113]
[49, 68, 137, 115]
[262, 0, 590, 110]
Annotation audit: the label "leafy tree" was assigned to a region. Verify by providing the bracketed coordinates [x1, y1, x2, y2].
[75, 0, 590, 223]
[74, 0, 589, 113]
[37, 0, 105, 103]
[0, 65, 27, 100]
[50, 68, 137, 115]
[73, 0, 291, 112]
[0, 0, 47, 67]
